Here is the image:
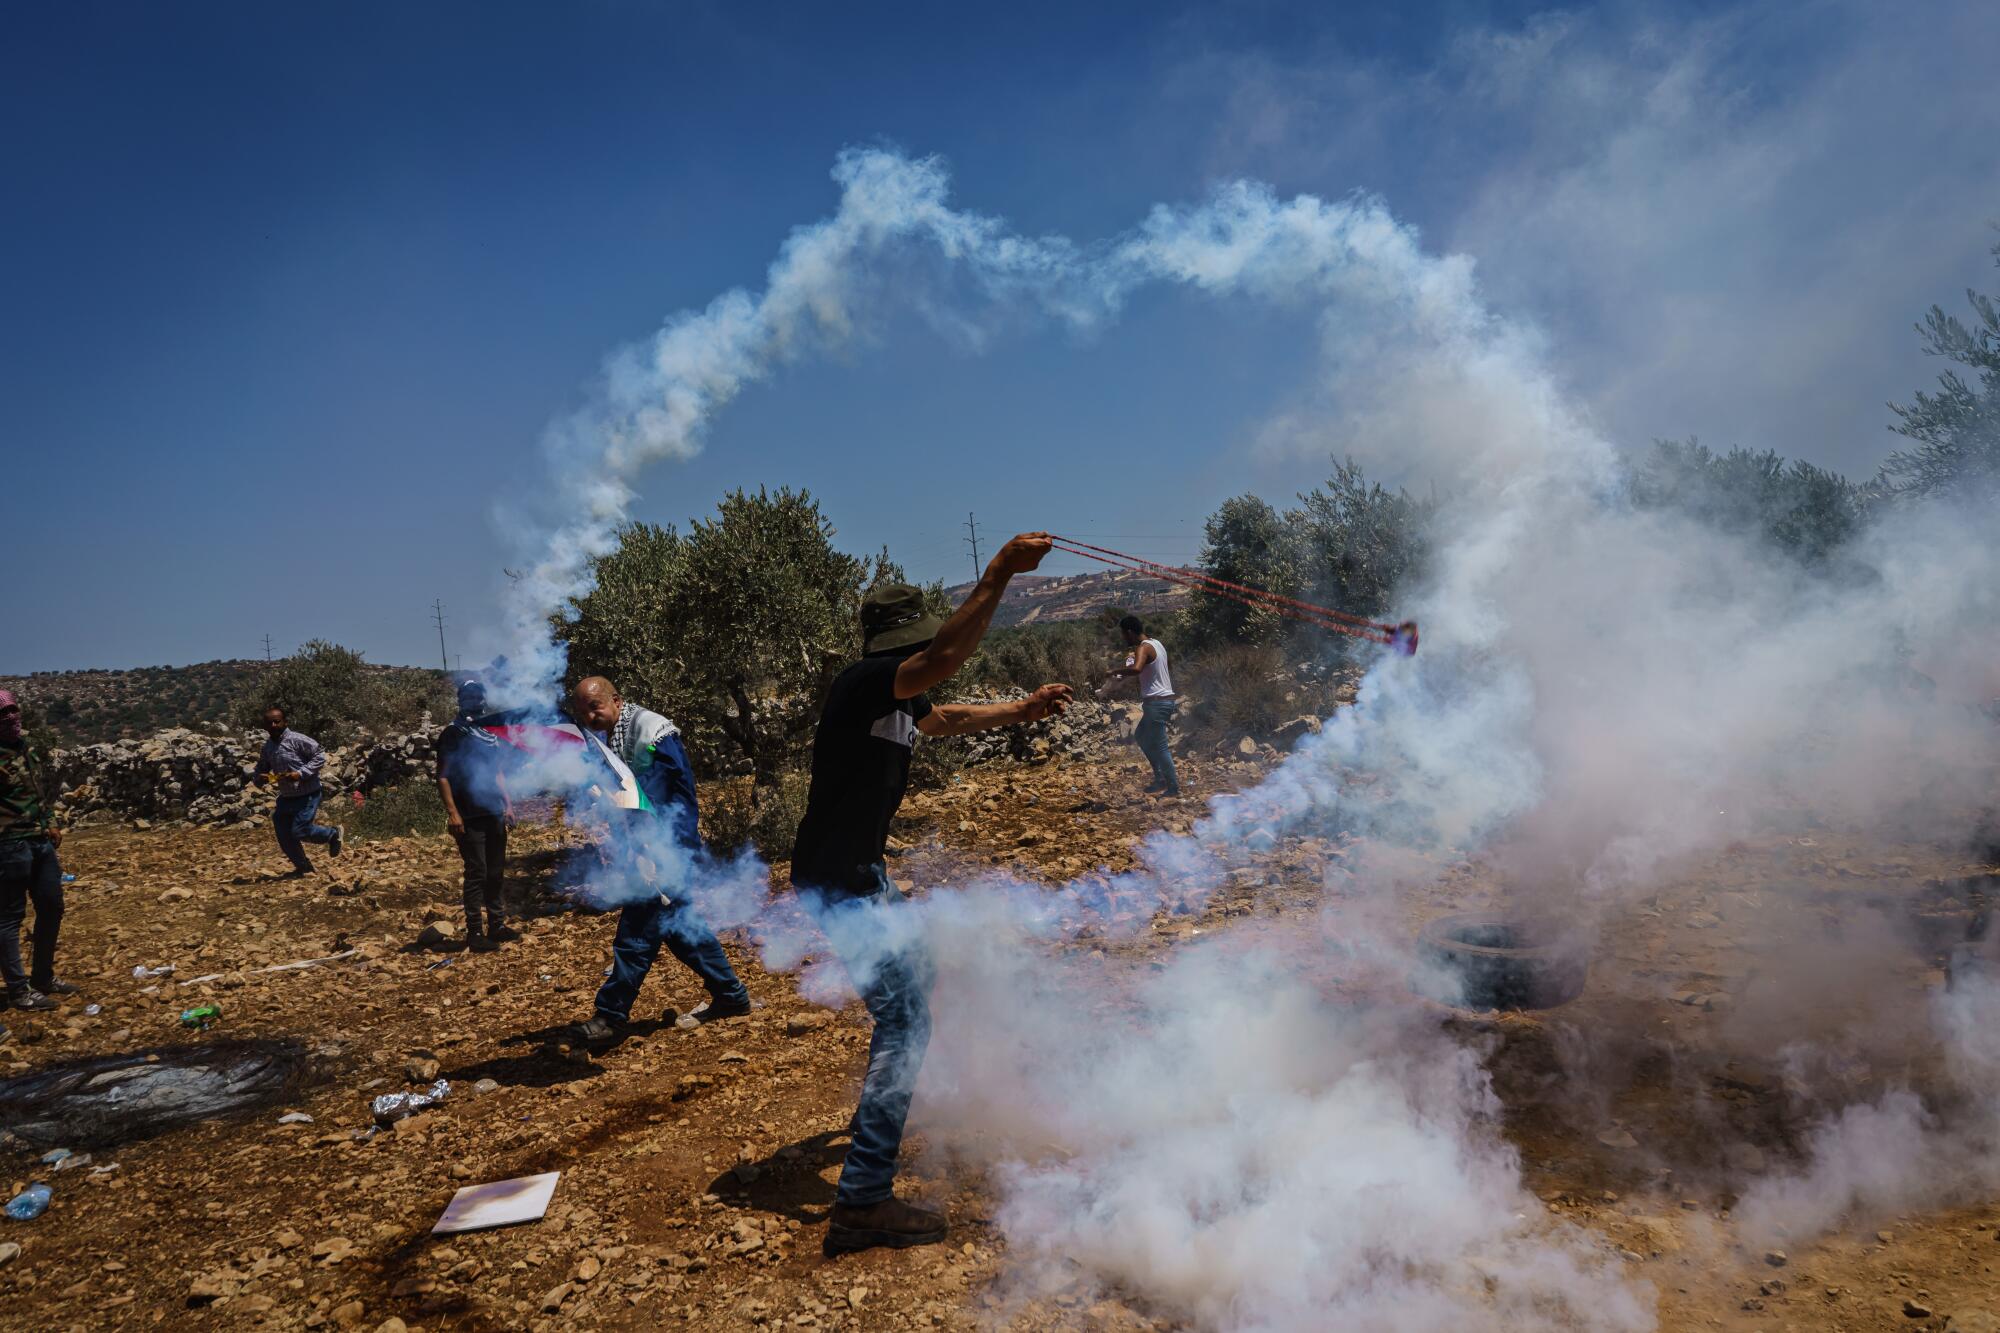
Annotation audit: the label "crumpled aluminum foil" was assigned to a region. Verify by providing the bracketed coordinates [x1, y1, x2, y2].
[370, 1079, 450, 1126]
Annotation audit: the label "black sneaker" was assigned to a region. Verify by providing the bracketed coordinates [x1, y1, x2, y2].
[672, 994, 753, 1029]
[33, 977, 78, 996]
[467, 934, 500, 954]
[10, 990, 57, 1012]
[574, 1014, 625, 1044]
[823, 1198, 948, 1255]
[488, 923, 522, 943]
[328, 827, 344, 858]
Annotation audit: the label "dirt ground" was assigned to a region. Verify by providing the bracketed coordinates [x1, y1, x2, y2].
[1, 747, 1997, 1332]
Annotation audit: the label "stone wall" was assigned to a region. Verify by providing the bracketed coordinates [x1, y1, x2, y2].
[51, 727, 440, 827]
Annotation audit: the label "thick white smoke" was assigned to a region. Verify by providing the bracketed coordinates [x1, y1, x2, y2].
[488, 149, 1996, 1327]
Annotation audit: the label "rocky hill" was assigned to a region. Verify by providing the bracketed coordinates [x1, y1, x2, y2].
[2, 659, 444, 749]
[944, 565, 1188, 628]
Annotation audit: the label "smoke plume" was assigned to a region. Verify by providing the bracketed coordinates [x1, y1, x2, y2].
[489, 149, 1996, 1328]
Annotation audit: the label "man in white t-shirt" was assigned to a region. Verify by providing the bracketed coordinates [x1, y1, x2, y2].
[1112, 615, 1179, 797]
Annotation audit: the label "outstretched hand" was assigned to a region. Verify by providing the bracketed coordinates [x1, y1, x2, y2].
[992, 532, 1054, 576]
[1022, 682, 1074, 721]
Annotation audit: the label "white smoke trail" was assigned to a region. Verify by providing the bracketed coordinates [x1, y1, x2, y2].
[486, 148, 1997, 1327]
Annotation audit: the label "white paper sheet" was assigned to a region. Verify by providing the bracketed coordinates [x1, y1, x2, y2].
[430, 1171, 561, 1234]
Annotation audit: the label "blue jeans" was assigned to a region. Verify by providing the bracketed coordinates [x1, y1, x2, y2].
[1136, 698, 1180, 791]
[800, 864, 935, 1207]
[0, 837, 64, 994]
[272, 793, 337, 873]
[592, 895, 749, 1023]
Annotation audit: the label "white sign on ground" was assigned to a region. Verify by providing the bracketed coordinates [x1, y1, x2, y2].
[431, 1171, 560, 1234]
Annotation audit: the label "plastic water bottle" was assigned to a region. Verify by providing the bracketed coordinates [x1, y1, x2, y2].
[5, 1184, 51, 1220]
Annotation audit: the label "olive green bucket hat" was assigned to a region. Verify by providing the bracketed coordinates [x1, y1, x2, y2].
[860, 583, 942, 655]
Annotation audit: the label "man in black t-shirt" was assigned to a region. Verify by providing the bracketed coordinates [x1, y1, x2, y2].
[436, 680, 519, 952]
[794, 533, 1073, 1257]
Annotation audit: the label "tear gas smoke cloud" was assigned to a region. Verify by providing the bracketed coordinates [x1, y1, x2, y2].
[486, 149, 1995, 1327]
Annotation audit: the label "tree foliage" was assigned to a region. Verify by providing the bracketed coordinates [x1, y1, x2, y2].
[1293, 458, 1435, 631]
[1185, 459, 1434, 657]
[1629, 439, 1864, 566]
[1878, 233, 2000, 505]
[236, 641, 450, 747]
[555, 487, 906, 790]
[1185, 495, 1301, 650]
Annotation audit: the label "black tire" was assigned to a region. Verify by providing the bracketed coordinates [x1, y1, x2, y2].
[1415, 913, 1589, 1011]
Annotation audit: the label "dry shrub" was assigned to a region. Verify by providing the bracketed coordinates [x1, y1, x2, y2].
[1177, 643, 1297, 745]
[704, 772, 811, 863]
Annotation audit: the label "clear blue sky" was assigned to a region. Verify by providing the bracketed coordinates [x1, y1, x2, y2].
[5, 0, 1995, 672]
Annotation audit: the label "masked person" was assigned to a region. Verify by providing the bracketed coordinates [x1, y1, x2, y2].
[569, 677, 752, 1043]
[1111, 614, 1179, 797]
[436, 679, 519, 952]
[0, 690, 72, 1011]
[253, 706, 341, 876]
[793, 534, 1074, 1256]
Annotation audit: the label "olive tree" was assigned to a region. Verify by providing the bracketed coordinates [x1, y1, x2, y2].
[555, 487, 898, 792]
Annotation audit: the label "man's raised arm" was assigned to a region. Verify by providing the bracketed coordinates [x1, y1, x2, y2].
[894, 532, 1054, 700]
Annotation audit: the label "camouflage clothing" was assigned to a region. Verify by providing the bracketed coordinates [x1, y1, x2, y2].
[0, 740, 54, 843]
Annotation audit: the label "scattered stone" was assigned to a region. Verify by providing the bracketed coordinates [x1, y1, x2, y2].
[0, 1243, 19, 1267]
[311, 1236, 356, 1265]
[157, 887, 193, 904]
[541, 1281, 575, 1313]
[188, 1268, 245, 1303]
[474, 1078, 500, 1094]
[405, 1056, 441, 1083]
[1904, 1298, 1933, 1318]
[374, 1320, 408, 1333]
[1273, 716, 1322, 745]
[1764, 1250, 1788, 1268]
[573, 1255, 601, 1282]
[785, 1013, 833, 1037]
[1596, 1128, 1639, 1150]
[278, 1111, 314, 1124]
[1725, 1143, 1767, 1174]
[1235, 736, 1260, 757]
[330, 1299, 368, 1328]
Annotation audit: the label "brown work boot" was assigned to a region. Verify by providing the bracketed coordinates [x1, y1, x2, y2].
[823, 1198, 948, 1256]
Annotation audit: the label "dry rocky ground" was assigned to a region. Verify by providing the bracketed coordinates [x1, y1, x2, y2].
[0, 745, 1996, 1332]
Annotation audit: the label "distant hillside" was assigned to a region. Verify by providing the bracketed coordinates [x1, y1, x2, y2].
[2, 659, 443, 748]
[947, 566, 1189, 629]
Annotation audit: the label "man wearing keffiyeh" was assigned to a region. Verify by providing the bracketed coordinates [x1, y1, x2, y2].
[568, 676, 751, 1044]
